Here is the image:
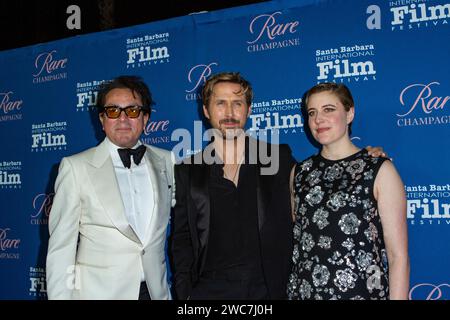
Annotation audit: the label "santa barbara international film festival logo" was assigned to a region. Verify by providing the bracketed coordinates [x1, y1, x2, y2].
[31, 121, 67, 152]
[29, 267, 47, 298]
[30, 192, 54, 225]
[0, 90, 23, 123]
[315, 44, 377, 84]
[0, 161, 22, 189]
[405, 183, 450, 226]
[125, 32, 170, 69]
[248, 97, 304, 138]
[76, 79, 108, 112]
[396, 81, 449, 127]
[389, 0, 449, 31]
[246, 11, 300, 53]
[32, 50, 68, 84]
[0, 227, 21, 260]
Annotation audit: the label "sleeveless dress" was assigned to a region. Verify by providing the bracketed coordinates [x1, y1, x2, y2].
[287, 149, 390, 300]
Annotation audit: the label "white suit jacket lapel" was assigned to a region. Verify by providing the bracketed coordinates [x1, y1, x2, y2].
[142, 146, 166, 245]
[87, 139, 141, 244]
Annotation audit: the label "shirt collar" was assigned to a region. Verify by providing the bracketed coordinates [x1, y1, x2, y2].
[105, 137, 145, 166]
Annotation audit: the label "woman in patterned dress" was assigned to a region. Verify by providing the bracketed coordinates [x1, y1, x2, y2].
[287, 83, 410, 300]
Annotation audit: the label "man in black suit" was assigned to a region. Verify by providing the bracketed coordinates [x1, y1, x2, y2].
[170, 72, 295, 299]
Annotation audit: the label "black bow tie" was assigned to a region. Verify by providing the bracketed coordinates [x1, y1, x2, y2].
[117, 145, 146, 169]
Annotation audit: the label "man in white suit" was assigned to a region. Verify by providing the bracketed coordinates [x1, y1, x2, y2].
[46, 75, 175, 300]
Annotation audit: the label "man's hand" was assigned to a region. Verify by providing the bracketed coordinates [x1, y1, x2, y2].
[366, 145, 390, 159]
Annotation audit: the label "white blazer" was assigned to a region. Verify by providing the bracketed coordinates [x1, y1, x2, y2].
[46, 139, 175, 300]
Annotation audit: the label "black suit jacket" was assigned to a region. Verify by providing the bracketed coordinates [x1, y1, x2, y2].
[170, 139, 295, 299]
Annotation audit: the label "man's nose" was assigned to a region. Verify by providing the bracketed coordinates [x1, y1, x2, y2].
[225, 103, 233, 117]
[118, 110, 128, 120]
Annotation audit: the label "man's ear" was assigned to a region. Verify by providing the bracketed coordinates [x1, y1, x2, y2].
[203, 105, 210, 119]
[99, 114, 105, 130]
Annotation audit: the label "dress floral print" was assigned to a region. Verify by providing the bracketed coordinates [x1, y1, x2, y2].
[287, 150, 390, 300]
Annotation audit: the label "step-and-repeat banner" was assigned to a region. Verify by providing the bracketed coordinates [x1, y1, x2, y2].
[0, 0, 448, 299]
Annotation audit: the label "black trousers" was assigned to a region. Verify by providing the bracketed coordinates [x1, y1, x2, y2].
[138, 282, 151, 300]
[189, 270, 269, 300]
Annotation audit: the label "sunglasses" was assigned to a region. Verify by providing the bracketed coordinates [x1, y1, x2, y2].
[102, 105, 145, 119]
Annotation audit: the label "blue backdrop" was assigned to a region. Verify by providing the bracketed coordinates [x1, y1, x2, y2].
[0, 0, 449, 300]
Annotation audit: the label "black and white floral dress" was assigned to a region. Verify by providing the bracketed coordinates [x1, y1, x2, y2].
[287, 149, 390, 300]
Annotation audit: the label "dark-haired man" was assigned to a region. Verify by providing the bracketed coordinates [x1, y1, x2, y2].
[47, 75, 174, 300]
